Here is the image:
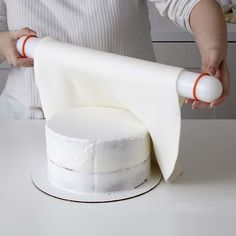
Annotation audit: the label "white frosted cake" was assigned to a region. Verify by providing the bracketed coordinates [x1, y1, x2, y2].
[45, 106, 152, 194]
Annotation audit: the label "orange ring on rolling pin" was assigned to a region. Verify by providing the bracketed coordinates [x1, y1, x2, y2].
[21, 35, 38, 58]
[193, 72, 210, 101]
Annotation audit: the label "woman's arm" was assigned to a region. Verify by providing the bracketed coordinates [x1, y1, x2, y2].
[188, 0, 230, 109]
[150, 0, 230, 109]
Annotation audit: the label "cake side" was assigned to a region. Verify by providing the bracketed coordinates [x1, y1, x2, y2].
[47, 157, 151, 193]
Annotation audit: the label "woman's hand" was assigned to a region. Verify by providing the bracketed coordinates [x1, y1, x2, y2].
[185, 48, 230, 109]
[0, 27, 37, 67]
[186, 0, 230, 110]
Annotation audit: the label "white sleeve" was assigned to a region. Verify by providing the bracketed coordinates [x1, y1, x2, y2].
[149, 0, 223, 34]
[0, 0, 8, 32]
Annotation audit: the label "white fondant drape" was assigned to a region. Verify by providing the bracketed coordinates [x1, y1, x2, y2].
[34, 37, 184, 182]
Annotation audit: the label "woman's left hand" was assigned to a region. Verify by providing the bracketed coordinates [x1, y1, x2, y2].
[185, 47, 230, 109]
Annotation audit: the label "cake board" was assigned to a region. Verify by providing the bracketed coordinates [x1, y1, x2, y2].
[32, 160, 162, 203]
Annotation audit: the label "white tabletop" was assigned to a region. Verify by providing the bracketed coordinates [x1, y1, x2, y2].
[0, 120, 236, 236]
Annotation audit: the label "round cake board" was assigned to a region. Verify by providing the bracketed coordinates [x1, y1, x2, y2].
[32, 161, 162, 203]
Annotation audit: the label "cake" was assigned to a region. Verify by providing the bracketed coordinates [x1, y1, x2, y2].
[45, 106, 152, 194]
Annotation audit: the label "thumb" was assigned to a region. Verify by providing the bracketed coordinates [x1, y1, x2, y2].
[12, 27, 37, 40]
[204, 57, 222, 76]
[206, 64, 218, 76]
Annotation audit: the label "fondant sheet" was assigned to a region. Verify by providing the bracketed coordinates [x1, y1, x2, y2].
[34, 37, 184, 182]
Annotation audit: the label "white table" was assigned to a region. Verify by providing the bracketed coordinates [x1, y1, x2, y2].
[0, 120, 236, 236]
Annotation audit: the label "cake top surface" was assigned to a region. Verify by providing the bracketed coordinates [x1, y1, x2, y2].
[46, 106, 149, 141]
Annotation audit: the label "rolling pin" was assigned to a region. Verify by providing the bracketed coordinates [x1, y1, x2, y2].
[16, 36, 223, 103]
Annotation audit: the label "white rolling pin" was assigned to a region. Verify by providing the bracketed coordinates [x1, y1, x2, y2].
[16, 36, 223, 103]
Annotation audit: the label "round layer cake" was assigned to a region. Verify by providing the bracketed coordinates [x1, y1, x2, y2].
[45, 106, 152, 194]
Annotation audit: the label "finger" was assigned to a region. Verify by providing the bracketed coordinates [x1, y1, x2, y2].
[210, 96, 225, 108]
[205, 58, 221, 76]
[199, 102, 210, 108]
[15, 58, 34, 67]
[12, 27, 37, 40]
[11, 57, 34, 67]
[202, 51, 222, 75]
[192, 101, 210, 109]
[8, 48, 34, 67]
[206, 65, 217, 76]
[210, 90, 227, 108]
[185, 98, 195, 104]
[192, 101, 199, 110]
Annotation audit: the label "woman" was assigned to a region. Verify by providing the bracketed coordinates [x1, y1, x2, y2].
[0, 0, 230, 119]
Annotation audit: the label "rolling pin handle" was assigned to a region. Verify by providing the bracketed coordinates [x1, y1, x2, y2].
[16, 36, 41, 59]
[177, 70, 223, 103]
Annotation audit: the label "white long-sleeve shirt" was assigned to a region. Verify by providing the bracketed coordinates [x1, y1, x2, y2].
[0, 0, 201, 108]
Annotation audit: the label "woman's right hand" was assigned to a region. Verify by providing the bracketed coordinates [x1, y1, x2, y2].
[0, 27, 37, 67]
